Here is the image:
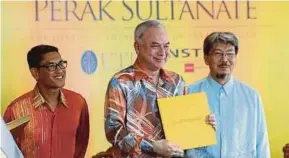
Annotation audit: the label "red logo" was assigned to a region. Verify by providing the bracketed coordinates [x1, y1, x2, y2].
[185, 63, 194, 72]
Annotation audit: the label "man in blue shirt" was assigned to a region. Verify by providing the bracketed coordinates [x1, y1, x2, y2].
[186, 32, 270, 158]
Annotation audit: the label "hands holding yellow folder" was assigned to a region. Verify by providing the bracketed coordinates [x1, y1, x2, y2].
[151, 113, 216, 157]
[152, 139, 184, 157]
[157, 92, 217, 151]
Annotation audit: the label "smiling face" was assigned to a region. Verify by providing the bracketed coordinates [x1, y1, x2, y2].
[31, 51, 66, 89]
[135, 27, 170, 72]
[205, 43, 237, 82]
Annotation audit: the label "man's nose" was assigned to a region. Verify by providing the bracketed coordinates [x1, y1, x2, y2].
[158, 46, 167, 56]
[220, 54, 229, 61]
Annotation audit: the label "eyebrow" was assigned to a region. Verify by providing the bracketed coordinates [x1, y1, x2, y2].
[212, 48, 234, 52]
[151, 42, 170, 45]
[44, 60, 64, 65]
[212, 48, 222, 52]
[226, 48, 235, 52]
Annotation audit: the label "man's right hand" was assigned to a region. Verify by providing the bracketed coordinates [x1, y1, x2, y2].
[152, 139, 184, 157]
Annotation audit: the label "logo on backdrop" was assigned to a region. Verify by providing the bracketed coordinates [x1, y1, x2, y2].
[81, 50, 98, 74]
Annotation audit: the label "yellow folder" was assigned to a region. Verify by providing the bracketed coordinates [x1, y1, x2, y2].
[157, 92, 216, 149]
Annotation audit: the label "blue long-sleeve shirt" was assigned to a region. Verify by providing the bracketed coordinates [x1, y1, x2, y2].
[186, 76, 270, 158]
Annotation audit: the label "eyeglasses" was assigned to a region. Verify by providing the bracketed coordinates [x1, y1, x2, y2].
[211, 53, 236, 60]
[39, 60, 68, 72]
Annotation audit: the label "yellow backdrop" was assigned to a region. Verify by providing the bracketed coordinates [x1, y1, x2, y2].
[1, 1, 289, 157]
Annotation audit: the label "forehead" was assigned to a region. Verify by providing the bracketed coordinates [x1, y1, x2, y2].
[211, 43, 235, 52]
[40, 51, 62, 63]
[142, 27, 169, 43]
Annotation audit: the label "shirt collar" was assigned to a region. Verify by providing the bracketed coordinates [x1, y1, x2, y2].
[132, 61, 175, 84]
[33, 85, 68, 109]
[207, 75, 234, 96]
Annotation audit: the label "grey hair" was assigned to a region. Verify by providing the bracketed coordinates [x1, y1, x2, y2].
[203, 32, 239, 56]
[134, 20, 165, 42]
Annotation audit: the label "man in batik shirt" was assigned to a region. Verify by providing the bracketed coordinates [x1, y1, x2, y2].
[4, 45, 89, 158]
[104, 20, 216, 158]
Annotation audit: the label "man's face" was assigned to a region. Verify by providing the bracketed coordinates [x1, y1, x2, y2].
[136, 27, 170, 71]
[204, 43, 237, 79]
[35, 51, 66, 89]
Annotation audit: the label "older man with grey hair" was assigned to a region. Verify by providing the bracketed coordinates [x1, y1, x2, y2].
[104, 20, 217, 157]
[186, 32, 270, 158]
[104, 20, 185, 157]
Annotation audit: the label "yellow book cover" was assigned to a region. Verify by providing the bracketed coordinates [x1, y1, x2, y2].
[157, 92, 216, 149]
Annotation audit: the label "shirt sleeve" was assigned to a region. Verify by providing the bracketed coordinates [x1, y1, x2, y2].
[3, 103, 14, 123]
[256, 93, 270, 158]
[3, 103, 22, 147]
[74, 98, 90, 158]
[104, 77, 154, 155]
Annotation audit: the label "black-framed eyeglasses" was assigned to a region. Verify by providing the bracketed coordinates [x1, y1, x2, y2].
[38, 60, 68, 72]
[211, 53, 236, 60]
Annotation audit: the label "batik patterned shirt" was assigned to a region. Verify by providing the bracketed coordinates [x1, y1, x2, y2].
[105, 62, 186, 157]
[4, 86, 89, 158]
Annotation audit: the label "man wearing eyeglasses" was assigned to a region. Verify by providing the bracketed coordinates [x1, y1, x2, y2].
[186, 32, 270, 157]
[3, 45, 89, 158]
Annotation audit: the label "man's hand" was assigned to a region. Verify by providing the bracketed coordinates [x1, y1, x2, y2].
[152, 139, 184, 157]
[206, 113, 217, 130]
[283, 143, 289, 158]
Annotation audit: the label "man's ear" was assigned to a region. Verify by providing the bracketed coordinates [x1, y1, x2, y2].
[134, 41, 140, 54]
[204, 55, 209, 65]
[30, 68, 39, 81]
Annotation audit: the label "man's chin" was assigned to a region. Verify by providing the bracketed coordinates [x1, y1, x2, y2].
[152, 63, 165, 70]
[216, 73, 229, 79]
[54, 83, 65, 89]
[59, 83, 65, 88]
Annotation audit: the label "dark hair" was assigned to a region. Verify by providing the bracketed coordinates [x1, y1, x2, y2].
[27, 45, 59, 68]
[203, 32, 239, 56]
